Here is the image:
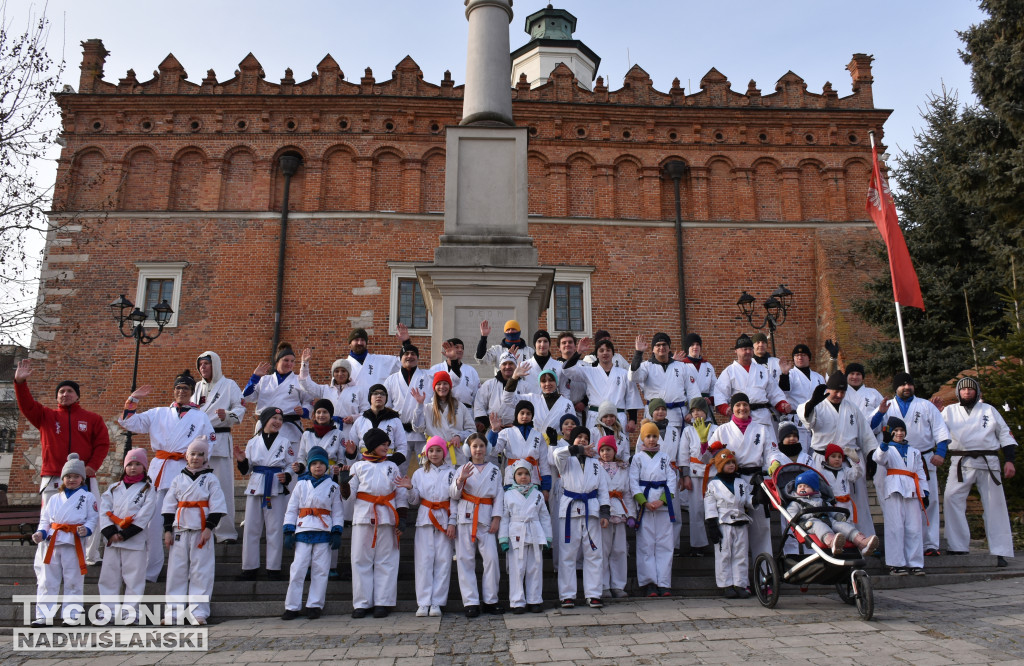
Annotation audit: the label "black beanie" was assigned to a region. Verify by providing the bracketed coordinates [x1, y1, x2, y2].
[886, 416, 907, 432]
[730, 392, 750, 408]
[594, 330, 611, 342]
[792, 343, 811, 358]
[532, 330, 550, 344]
[368, 383, 388, 401]
[778, 422, 799, 442]
[55, 380, 80, 398]
[652, 332, 671, 348]
[173, 369, 196, 390]
[845, 362, 865, 377]
[735, 334, 753, 350]
[892, 372, 914, 391]
[348, 328, 368, 343]
[363, 427, 390, 451]
[514, 399, 535, 417]
[683, 333, 702, 350]
[400, 343, 419, 357]
[826, 373, 848, 391]
[259, 407, 284, 430]
[312, 398, 334, 417]
[568, 426, 590, 446]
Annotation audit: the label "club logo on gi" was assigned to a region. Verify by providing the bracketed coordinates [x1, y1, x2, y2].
[288, 385, 294, 395]
[368, 364, 375, 375]
[186, 425, 195, 439]
[75, 495, 86, 510]
[849, 415, 855, 426]
[914, 411, 922, 425]
[982, 415, 990, 429]
[78, 421, 88, 432]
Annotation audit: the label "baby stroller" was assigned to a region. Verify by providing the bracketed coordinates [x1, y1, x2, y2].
[752, 462, 874, 620]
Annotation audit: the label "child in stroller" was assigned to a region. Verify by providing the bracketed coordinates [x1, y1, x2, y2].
[786, 470, 878, 557]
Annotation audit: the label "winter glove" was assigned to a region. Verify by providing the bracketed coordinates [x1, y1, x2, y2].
[337, 468, 351, 485]
[881, 423, 893, 445]
[768, 460, 782, 476]
[626, 517, 637, 530]
[693, 418, 711, 444]
[843, 446, 860, 464]
[824, 339, 840, 359]
[499, 537, 510, 552]
[283, 530, 296, 551]
[805, 384, 828, 418]
[705, 518, 722, 545]
[922, 492, 930, 509]
[330, 530, 343, 551]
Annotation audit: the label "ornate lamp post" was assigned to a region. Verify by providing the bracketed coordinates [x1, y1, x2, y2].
[110, 294, 173, 452]
[736, 285, 794, 357]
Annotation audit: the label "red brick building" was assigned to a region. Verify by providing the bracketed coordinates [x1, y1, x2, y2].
[11, 9, 889, 499]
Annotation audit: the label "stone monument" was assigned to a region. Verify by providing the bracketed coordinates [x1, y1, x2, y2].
[416, 0, 554, 366]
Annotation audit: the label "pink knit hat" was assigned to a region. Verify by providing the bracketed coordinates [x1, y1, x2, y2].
[124, 447, 148, 471]
[425, 436, 448, 458]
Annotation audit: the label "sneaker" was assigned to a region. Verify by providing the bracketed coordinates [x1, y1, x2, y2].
[889, 566, 908, 576]
[611, 588, 628, 598]
[860, 535, 880, 557]
[281, 609, 300, 621]
[910, 567, 926, 576]
[351, 608, 368, 619]
[830, 533, 846, 556]
[924, 548, 941, 557]
[734, 586, 750, 599]
[588, 598, 603, 608]
[372, 606, 389, 618]
[328, 569, 341, 580]
[997, 556, 1009, 567]
[659, 588, 672, 597]
[511, 606, 526, 615]
[464, 605, 480, 618]
[266, 569, 283, 581]
[306, 607, 321, 620]
[429, 605, 442, 617]
[560, 599, 575, 609]
[646, 584, 659, 598]
[723, 587, 739, 599]
[416, 606, 429, 617]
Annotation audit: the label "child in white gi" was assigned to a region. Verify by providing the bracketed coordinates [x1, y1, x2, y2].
[344, 428, 409, 618]
[282, 446, 343, 620]
[161, 439, 227, 624]
[547, 412, 580, 574]
[491, 399, 552, 492]
[413, 371, 474, 468]
[554, 426, 610, 609]
[405, 436, 457, 617]
[598, 435, 634, 598]
[451, 433, 504, 617]
[234, 407, 297, 580]
[873, 417, 928, 575]
[292, 399, 345, 579]
[645, 399, 690, 556]
[682, 397, 717, 556]
[703, 449, 754, 598]
[786, 470, 879, 556]
[499, 460, 552, 614]
[32, 453, 98, 626]
[591, 401, 631, 464]
[630, 421, 678, 597]
[98, 448, 158, 624]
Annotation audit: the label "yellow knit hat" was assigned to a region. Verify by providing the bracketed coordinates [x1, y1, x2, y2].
[504, 320, 521, 332]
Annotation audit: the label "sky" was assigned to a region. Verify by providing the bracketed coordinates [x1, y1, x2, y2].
[3, 0, 988, 345]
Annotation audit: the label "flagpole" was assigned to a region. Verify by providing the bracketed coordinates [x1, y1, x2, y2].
[870, 131, 911, 373]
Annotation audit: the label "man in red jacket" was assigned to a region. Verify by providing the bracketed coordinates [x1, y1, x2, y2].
[14, 358, 110, 564]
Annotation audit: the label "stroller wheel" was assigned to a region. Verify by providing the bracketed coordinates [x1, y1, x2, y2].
[852, 569, 873, 620]
[835, 579, 855, 605]
[753, 553, 780, 609]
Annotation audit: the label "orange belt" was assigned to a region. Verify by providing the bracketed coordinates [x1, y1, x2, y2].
[507, 456, 540, 471]
[833, 494, 858, 523]
[154, 451, 186, 486]
[176, 501, 211, 547]
[608, 490, 629, 516]
[460, 492, 494, 543]
[420, 499, 451, 533]
[105, 512, 133, 530]
[357, 491, 398, 548]
[43, 523, 87, 575]
[886, 469, 929, 525]
[298, 507, 332, 529]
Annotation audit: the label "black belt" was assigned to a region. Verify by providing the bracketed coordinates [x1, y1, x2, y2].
[749, 402, 770, 411]
[589, 405, 624, 413]
[949, 450, 1002, 485]
[283, 414, 302, 424]
[738, 465, 763, 476]
[214, 427, 232, 433]
[917, 447, 935, 481]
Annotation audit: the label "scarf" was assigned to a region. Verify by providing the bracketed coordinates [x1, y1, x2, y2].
[513, 482, 534, 497]
[362, 452, 387, 463]
[349, 349, 368, 364]
[716, 471, 737, 493]
[732, 415, 751, 434]
[123, 473, 145, 484]
[312, 423, 334, 438]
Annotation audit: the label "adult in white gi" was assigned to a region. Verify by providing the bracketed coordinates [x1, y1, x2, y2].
[192, 351, 245, 543]
[630, 422, 679, 597]
[298, 351, 367, 445]
[382, 343, 431, 459]
[870, 372, 950, 555]
[680, 333, 717, 415]
[630, 332, 700, 428]
[242, 343, 312, 441]
[843, 363, 884, 424]
[714, 334, 792, 428]
[345, 428, 409, 618]
[281, 446, 343, 620]
[405, 437, 457, 617]
[504, 365, 576, 442]
[941, 377, 1016, 565]
[97, 448, 158, 623]
[345, 326, 404, 394]
[475, 352, 522, 430]
[778, 343, 825, 452]
[414, 371, 475, 468]
[556, 332, 588, 414]
[476, 319, 534, 372]
[499, 461, 552, 613]
[31, 453, 98, 626]
[873, 417, 928, 574]
[553, 427, 611, 608]
[597, 437, 634, 598]
[428, 338, 481, 410]
[798, 373, 877, 537]
[161, 439, 227, 624]
[450, 434, 505, 617]
[519, 330, 564, 394]
[118, 370, 214, 582]
[751, 333, 782, 385]
[703, 449, 755, 598]
[562, 338, 640, 431]
[234, 407, 297, 579]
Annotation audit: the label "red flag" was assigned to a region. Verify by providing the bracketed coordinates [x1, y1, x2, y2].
[867, 145, 925, 310]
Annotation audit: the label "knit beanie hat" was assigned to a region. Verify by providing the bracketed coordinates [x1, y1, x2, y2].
[730, 392, 750, 408]
[62, 453, 86, 478]
[558, 413, 581, 430]
[363, 428, 391, 452]
[367, 383, 388, 401]
[306, 446, 329, 469]
[639, 421, 661, 441]
[259, 406, 284, 430]
[504, 459, 534, 487]
[400, 344, 419, 358]
[892, 372, 914, 391]
[751, 332, 769, 345]
[778, 422, 799, 443]
[515, 399, 535, 418]
[312, 398, 334, 417]
[652, 332, 671, 348]
[647, 398, 667, 416]
[504, 320, 521, 332]
[331, 358, 352, 377]
[824, 443, 844, 461]
[955, 376, 979, 395]
[186, 438, 209, 458]
[433, 371, 453, 391]
[348, 328, 368, 343]
[886, 416, 907, 432]
[498, 351, 517, 367]
[688, 397, 708, 413]
[826, 373, 848, 391]
[425, 436, 448, 458]
[735, 334, 754, 349]
[845, 362, 865, 377]
[532, 329, 550, 344]
[794, 470, 820, 492]
[792, 343, 811, 358]
[538, 368, 558, 384]
[55, 380, 80, 398]
[569, 426, 590, 447]
[683, 333, 703, 350]
[597, 435, 617, 455]
[597, 401, 617, 419]
[712, 449, 736, 472]
[124, 447, 148, 471]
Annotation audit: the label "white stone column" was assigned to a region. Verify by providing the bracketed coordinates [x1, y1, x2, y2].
[461, 0, 514, 126]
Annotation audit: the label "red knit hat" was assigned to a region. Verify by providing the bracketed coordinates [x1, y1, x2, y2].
[825, 443, 844, 460]
[597, 435, 617, 455]
[432, 371, 452, 392]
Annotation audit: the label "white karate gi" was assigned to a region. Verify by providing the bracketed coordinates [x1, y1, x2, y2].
[943, 401, 1016, 557]
[704, 476, 754, 588]
[191, 351, 245, 543]
[506, 387, 576, 435]
[428, 361, 481, 410]
[519, 356, 564, 398]
[553, 446, 609, 601]
[349, 458, 407, 609]
[384, 368, 431, 456]
[782, 368, 825, 451]
[408, 464, 457, 609]
[682, 358, 717, 404]
[875, 396, 949, 550]
[873, 444, 927, 568]
[562, 362, 639, 429]
[629, 359, 700, 427]
[297, 367, 367, 445]
[630, 449, 678, 589]
[350, 409, 409, 459]
[98, 479, 158, 621]
[812, 460, 863, 530]
[499, 465, 552, 608]
[348, 352, 401, 393]
[283, 475, 343, 611]
[450, 461, 504, 606]
[494, 425, 552, 488]
[241, 432, 297, 573]
[161, 468, 226, 622]
[119, 405, 214, 581]
[35, 487, 98, 623]
[475, 375, 521, 427]
[651, 425, 687, 548]
[600, 460, 635, 593]
[714, 360, 788, 427]
[681, 422, 718, 549]
[243, 372, 312, 441]
[590, 423, 631, 465]
[413, 399, 474, 467]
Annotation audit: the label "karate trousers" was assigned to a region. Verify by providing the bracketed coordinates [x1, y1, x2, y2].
[351, 523, 399, 609]
[557, 515, 603, 601]
[285, 541, 331, 611]
[636, 508, 673, 589]
[165, 529, 215, 621]
[145, 488, 169, 582]
[97, 545, 148, 622]
[455, 523, 499, 606]
[35, 543, 85, 623]
[209, 453, 238, 542]
[687, 480, 709, 549]
[601, 522, 628, 592]
[241, 494, 286, 572]
[944, 466, 1014, 557]
[414, 525, 453, 608]
[880, 494, 923, 568]
[714, 523, 749, 588]
[507, 542, 543, 607]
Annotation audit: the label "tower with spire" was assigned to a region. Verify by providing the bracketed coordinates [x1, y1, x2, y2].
[511, 4, 601, 90]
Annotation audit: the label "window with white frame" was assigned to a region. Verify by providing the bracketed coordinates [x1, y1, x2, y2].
[546, 266, 593, 337]
[134, 262, 186, 327]
[388, 263, 432, 335]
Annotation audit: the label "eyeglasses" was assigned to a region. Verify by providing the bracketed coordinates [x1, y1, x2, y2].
[370, 391, 387, 397]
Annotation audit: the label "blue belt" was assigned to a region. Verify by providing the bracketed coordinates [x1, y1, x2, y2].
[638, 479, 675, 527]
[664, 401, 687, 410]
[253, 465, 282, 508]
[563, 489, 598, 550]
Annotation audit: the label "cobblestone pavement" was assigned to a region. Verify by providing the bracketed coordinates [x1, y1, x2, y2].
[4, 577, 1024, 665]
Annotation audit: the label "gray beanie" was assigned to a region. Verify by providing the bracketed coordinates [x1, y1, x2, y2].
[62, 453, 87, 479]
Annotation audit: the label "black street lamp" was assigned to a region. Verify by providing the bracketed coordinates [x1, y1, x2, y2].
[110, 294, 173, 453]
[736, 285, 794, 357]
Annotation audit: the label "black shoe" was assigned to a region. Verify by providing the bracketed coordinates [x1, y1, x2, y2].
[351, 608, 367, 619]
[266, 569, 283, 581]
[527, 604, 543, 614]
[674, 548, 682, 558]
[373, 606, 389, 618]
[464, 605, 480, 618]
[306, 607, 322, 620]
[482, 603, 504, 615]
[723, 587, 739, 599]
[281, 609, 300, 621]
[218, 539, 238, 545]
[511, 606, 526, 615]
[588, 598, 603, 608]
[997, 556, 1009, 567]
[947, 550, 969, 556]
[924, 548, 941, 557]
[236, 569, 258, 581]
[734, 586, 751, 599]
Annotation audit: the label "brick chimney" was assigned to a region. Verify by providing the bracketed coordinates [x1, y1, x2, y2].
[846, 53, 874, 106]
[79, 39, 109, 94]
